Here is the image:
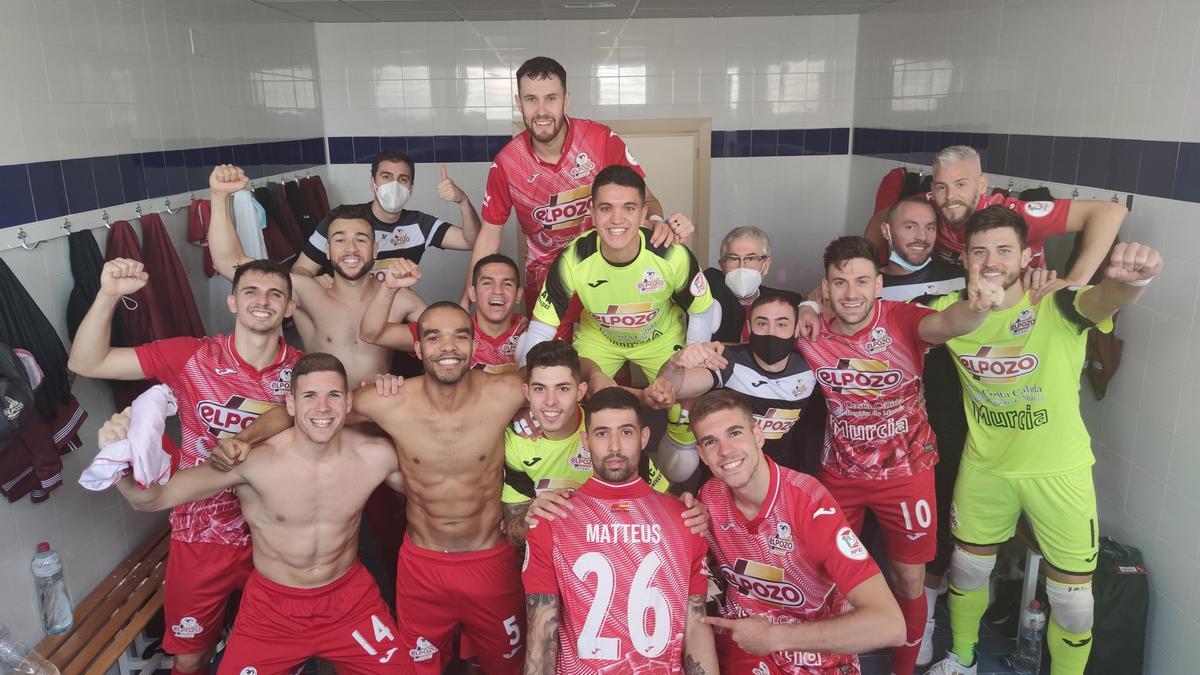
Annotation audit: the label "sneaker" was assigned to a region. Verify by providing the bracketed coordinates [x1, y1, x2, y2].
[923, 652, 976, 675]
[916, 618, 936, 666]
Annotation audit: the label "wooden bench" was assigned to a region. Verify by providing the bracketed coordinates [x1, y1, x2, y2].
[37, 522, 171, 675]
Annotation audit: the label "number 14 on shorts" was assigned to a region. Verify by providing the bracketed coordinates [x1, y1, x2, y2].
[352, 615, 400, 663]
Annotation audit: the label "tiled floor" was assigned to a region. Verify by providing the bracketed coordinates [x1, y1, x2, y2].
[860, 598, 1019, 675]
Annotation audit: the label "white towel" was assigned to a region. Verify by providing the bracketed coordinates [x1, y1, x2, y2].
[79, 385, 176, 491]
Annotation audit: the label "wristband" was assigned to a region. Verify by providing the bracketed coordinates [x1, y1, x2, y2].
[1122, 275, 1154, 287]
[798, 300, 821, 313]
[648, 214, 665, 222]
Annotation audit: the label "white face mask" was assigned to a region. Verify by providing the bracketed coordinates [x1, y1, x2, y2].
[725, 267, 763, 298]
[374, 180, 410, 214]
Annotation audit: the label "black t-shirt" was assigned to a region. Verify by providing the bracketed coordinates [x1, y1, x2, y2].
[301, 203, 450, 268]
[880, 260, 968, 445]
[703, 267, 802, 343]
[712, 344, 817, 473]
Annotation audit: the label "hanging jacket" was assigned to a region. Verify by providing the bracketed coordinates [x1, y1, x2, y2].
[66, 229, 107, 342]
[308, 175, 331, 219]
[285, 180, 317, 240]
[104, 220, 168, 409]
[250, 187, 300, 263]
[188, 197, 216, 278]
[0, 343, 34, 452]
[874, 167, 908, 214]
[298, 176, 325, 222]
[140, 212, 205, 339]
[0, 351, 85, 503]
[0, 259, 72, 422]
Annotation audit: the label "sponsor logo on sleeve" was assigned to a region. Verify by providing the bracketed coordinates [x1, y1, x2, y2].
[625, 144, 640, 166]
[690, 271, 708, 297]
[836, 526, 868, 561]
[1023, 201, 1054, 217]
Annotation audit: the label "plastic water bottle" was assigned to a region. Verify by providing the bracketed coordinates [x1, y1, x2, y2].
[1012, 599, 1047, 675]
[0, 624, 60, 675]
[31, 543, 72, 636]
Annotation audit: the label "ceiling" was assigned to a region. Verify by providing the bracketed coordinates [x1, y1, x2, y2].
[251, 0, 895, 22]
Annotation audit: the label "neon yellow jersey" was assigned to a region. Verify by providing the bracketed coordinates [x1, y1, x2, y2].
[502, 407, 670, 504]
[533, 227, 714, 347]
[928, 288, 1112, 477]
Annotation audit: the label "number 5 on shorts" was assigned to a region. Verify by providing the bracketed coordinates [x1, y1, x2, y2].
[352, 615, 399, 663]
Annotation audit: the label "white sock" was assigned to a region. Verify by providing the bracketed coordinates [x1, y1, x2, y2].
[924, 585, 938, 622]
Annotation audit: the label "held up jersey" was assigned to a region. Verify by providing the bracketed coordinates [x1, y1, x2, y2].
[797, 300, 938, 480]
[523, 477, 709, 674]
[134, 335, 302, 544]
[927, 193, 1070, 268]
[701, 459, 880, 674]
[711, 345, 817, 472]
[482, 117, 645, 276]
[473, 314, 526, 372]
[927, 288, 1111, 477]
[534, 228, 713, 347]
[502, 407, 669, 503]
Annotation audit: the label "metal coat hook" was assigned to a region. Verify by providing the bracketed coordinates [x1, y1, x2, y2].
[163, 198, 182, 215]
[1111, 193, 1120, 203]
[17, 227, 41, 250]
[101, 211, 112, 229]
[60, 218, 72, 232]
[1007, 178, 1015, 190]
[134, 204, 144, 216]
[1071, 187, 1079, 199]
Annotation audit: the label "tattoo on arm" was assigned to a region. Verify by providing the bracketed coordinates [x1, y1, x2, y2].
[685, 654, 707, 675]
[684, 594, 711, 675]
[523, 593, 560, 675]
[502, 501, 531, 548]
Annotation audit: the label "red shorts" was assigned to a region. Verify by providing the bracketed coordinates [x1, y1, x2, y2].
[818, 469, 937, 565]
[216, 561, 403, 675]
[163, 538, 253, 654]
[524, 264, 581, 341]
[394, 536, 524, 674]
[718, 636, 861, 675]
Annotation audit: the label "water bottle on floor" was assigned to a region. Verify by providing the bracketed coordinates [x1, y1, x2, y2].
[1012, 599, 1047, 675]
[0, 624, 61, 675]
[31, 543, 72, 636]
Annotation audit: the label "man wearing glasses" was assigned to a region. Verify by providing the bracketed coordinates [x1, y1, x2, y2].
[704, 227, 802, 344]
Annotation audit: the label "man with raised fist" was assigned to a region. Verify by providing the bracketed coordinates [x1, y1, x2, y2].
[925, 206, 1162, 675]
[67, 256, 302, 675]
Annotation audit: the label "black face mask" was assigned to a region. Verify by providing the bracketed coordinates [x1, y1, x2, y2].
[748, 332, 793, 364]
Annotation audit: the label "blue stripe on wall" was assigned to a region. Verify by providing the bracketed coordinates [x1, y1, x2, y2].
[0, 137, 327, 230]
[852, 128, 1200, 204]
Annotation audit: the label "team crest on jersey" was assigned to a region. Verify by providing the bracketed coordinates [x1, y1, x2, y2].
[836, 526, 868, 561]
[864, 327, 893, 354]
[591, 303, 660, 329]
[768, 521, 796, 555]
[721, 559, 805, 607]
[1009, 307, 1036, 335]
[690, 271, 708, 297]
[958, 345, 1039, 383]
[569, 152, 596, 179]
[755, 408, 800, 440]
[197, 397, 278, 438]
[793, 378, 811, 399]
[409, 637, 438, 663]
[1023, 201, 1054, 217]
[172, 616, 203, 638]
[239, 669, 256, 675]
[637, 269, 666, 294]
[388, 229, 412, 247]
[533, 185, 592, 230]
[753, 663, 770, 675]
[568, 442, 592, 471]
[269, 369, 292, 396]
[816, 359, 903, 396]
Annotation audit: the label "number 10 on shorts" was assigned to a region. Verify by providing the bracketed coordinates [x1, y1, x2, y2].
[900, 500, 932, 532]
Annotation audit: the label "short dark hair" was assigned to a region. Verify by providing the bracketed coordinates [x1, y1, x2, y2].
[592, 165, 646, 203]
[232, 259, 292, 298]
[290, 352, 348, 391]
[371, 149, 415, 181]
[327, 203, 374, 232]
[472, 253, 521, 286]
[965, 204, 1028, 249]
[885, 196, 936, 225]
[750, 291, 798, 322]
[416, 300, 471, 335]
[822, 235, 879, 275]
[689, 389, 754, 429]
[525, 340, 582, 383]
[516, 56, 567, 92]
[584, 387, 643, 429]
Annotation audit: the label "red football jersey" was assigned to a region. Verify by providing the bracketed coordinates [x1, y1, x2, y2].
[523, 477, 708, 674]
[796, 300, 938, 480]
[701, 459, 880, 673]
[928, 193, 1070, 268]
[482, 117, 645, 277]
[472, 314, 526, 372]
[135, 335, 302, 544]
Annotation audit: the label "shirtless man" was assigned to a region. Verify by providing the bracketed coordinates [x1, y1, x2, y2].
[218, 302, 558, 673]
[107, 352, 407, 674]
[207, 164, 425, 386]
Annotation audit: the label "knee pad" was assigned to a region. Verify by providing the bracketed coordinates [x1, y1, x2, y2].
[948, 547, 996, 591]
[1046, 579, 1094, 634]
[653, 433, 699, 483]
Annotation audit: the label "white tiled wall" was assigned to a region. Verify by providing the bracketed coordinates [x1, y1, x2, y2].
[316, 16, 859, 296]
[854, 1, 1200, 671]
[0, 0, 321, 645]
